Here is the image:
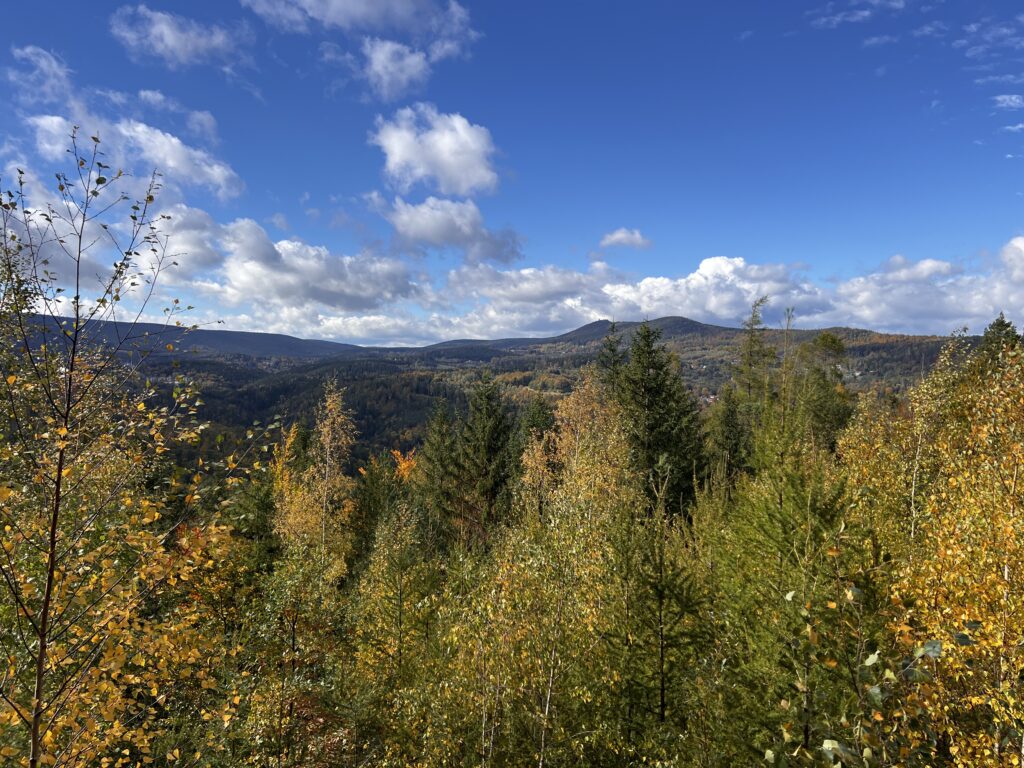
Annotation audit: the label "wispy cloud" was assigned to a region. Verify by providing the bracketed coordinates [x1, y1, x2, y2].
[110, 5, 246, 70]
[951, 18, 1024, 61]
[809, 0, 910, 31]
[811, 9, 873, 30]
[299, 1, 477, 101]
[137, 89, 218, 143]
[241, 0, 456, 34]
[911, 20, 947, 38]
[600, 228, 652, 249]
[994, 94, 1024, 110]
[976, 73, 1024, 86]
[863, 35, 899, 47]
[6, 46, 243, 200]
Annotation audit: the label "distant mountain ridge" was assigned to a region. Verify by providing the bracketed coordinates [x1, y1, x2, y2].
[33, 315, 951, 362]
[46, 313, 959, 464]
[26, 317, 360, 360]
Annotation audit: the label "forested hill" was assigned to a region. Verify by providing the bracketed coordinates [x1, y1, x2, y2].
[58, 314, 955, 373]
[116, 314, 963, 463]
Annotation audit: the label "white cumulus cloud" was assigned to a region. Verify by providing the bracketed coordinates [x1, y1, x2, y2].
[361, 38, 431, 100]
[387, 196, 521, 263]
[153, 209, 421, 313]
[216, 221, 417, 310]
[370, 103, 498, 195]
[115, 120, 243, 200]
[137, 222, 1024, 344]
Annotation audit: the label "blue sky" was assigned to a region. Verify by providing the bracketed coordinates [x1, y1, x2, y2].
[2, 1, 1024, 344]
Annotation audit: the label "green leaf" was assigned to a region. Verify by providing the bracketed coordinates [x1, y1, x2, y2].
[920, 639, 942, 659]
[903, 666, 932, 683]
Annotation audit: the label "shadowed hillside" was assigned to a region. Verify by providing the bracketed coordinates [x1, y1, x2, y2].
[108, 315, 960, 463]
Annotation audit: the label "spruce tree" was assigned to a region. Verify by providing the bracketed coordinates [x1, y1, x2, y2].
[791, 331, 854, 451]
[605, 483, 707, 759]
[518, 394, 556, 442]
[635, 493, 705, 730]
[597, 321, 626, 394]
[458, 375, 516, 544]
[975, 311, 1021, 370]
[414, 400, 462, 548]
[350, 451, 408, 578]
[618, 323, 704, 516]
[703, 383, 749, 480]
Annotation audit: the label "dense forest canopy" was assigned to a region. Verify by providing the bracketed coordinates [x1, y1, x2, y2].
[101, 313, 955, 468]
[4, 140, 1024, 768]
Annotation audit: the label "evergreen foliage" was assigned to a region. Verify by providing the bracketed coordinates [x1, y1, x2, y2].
[413, 399, 462, 547]
[458, 374, 517, 538]
[615, 322, 704, 515]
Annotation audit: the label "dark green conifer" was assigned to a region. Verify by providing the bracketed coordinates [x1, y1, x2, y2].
[976, 311, 1020, 369]
[704, 383, 749, 480]
[597, 321, 626, 394]
[518, 395, 555, 443]
[415, 399, 462, 546]
[792, 331, 854, 451]
[618, 323, 703, 515]
[458, 375, 516, 543]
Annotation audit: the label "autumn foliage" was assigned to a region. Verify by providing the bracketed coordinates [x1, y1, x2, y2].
[4, 143, 1024, 767]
